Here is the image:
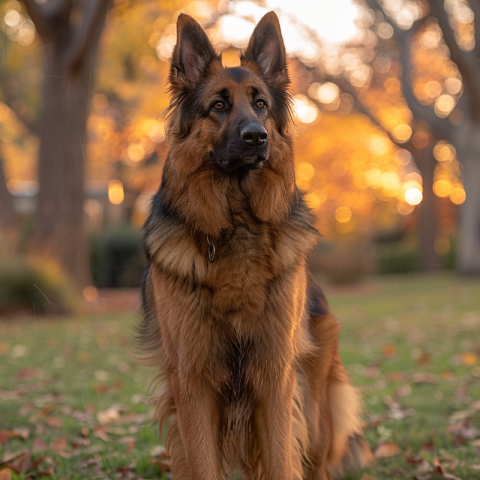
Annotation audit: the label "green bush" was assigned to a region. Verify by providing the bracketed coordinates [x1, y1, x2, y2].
[90, 224, 146, 288]
[0, 257, 78, 315]
[375, 244, 419, 274]
[309, 242, 372, 284]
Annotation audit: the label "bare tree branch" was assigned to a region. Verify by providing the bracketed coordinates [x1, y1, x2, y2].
[66, 0, 112, 72]
[21, 0, 53, 42]
[427, 0, 480, 121]
[364, 0, 456, 141]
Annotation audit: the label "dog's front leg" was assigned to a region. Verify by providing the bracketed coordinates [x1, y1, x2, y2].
[254, 367, 296, 480]
[170, 372, 223, 480]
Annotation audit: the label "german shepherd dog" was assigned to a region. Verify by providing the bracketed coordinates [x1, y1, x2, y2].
[139, 11, 374, 480]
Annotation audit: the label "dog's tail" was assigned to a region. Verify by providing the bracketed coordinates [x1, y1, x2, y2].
[326, 364, 375, 479]
[328, 432, 375, 479]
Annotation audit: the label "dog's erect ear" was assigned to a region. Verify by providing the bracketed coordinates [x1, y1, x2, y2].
[243, 12, 288, 87]
[170, 14, 219, 90]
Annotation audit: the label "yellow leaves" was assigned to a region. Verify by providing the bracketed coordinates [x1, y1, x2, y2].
[461, 352, 477, 367]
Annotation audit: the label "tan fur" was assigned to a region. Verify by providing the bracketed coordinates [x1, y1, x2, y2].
[137, 11, 374, 480]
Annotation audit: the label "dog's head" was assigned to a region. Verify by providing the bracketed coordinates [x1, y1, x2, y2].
[166, 11, 293, 173]
[161, 12, 296, 233]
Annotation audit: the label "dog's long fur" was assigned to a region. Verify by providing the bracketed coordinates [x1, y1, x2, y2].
[138, 12, 374, 479]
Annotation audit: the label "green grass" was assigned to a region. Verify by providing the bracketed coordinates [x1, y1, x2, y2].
[1, 273, 480, 479]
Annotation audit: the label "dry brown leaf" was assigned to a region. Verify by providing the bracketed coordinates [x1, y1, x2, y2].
[51, 437, 67, 451]
[33, 438, 48, 452]
[0, 469, 12, 480]
[45, 417, 62, 428]
[0, 449, 29, 466]
[97, 408, 120, 425]
[93, 428, 111, 442]
[8, 450, 31, 473]
[374, 441, 400, 459]
[405, 454, 431, 473]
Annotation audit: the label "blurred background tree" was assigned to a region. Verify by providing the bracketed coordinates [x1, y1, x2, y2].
[0, 0, 479, 307]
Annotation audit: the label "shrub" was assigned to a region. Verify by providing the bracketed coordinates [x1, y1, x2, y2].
[0, 257, 78, 315]
[309, 242, 372, 284]
[375, 244, 419, 274]
[90, 224, 146, 288]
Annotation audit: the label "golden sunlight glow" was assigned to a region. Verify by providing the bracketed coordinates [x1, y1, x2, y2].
[397, 201, 415, 216]
[434, 94, 455, 118]
[335, 206, 352, 223]
[433, 141, 456, 163]
[296, 162, 315, 182]
[405, 187, 423, 205]
[368, 136, 389, 156]
[108, 179, 124, 205]
[392, 124, 412, 143]
[266, 0, 359, 44]
[314, 83, 340, 104]
[127, 143, 145, 162]
[450, 187, 466, 205]
[293, 94, 319, 124]
[433, 179, 452, 198]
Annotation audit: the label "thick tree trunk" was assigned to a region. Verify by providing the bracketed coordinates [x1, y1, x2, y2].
[416, 146, 441, 272]
[22, 0, 111, 289]
[0, 153, 18, 242]
[457, 123, 480, 274]
[31, 51, 93, 287]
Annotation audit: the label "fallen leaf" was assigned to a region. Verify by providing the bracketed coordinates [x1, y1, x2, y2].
[374, 441, 400, 459]
[0, 469, 12, 480]
[150, 445, 166, 457]
[93, 427, 111, 442]
[151, 458, 171, 472]
[33, 438, 48, 451]
[12, 428, 29, 440]
[7, 450, 31, 473]
[461, 352, 477, 366]
[0, 449, 29, 465]
[0, 432, 12, 445]
[45, 417, 62, 428]
[96, 408, 120, 425]
[51, 437, 67, 451]
[382, 344, 396, 357]
[406, 454, 432, 473]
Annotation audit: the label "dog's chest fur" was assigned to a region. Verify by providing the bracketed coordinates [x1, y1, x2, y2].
[144, 190, 318, 391]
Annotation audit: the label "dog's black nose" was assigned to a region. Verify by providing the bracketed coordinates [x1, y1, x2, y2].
[241, 124, 268, 147]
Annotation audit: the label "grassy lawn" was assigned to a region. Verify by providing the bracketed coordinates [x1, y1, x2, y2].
[1, 273, 480, 479]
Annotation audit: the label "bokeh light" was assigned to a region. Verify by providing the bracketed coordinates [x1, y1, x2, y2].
[108, 180, 124, 205]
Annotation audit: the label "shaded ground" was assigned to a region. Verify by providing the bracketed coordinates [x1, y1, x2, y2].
[1, 273, 480, 479]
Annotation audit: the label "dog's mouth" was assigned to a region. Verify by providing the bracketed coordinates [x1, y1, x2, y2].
[214, 147, 269, 173]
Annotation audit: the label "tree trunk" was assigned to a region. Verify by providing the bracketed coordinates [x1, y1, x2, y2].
[23, 0, 111, 289]
[416, 146, 441, 272]
[457, 122, 480, 274]
[0, 152, 18, 243]
[31, 51, 93, 287]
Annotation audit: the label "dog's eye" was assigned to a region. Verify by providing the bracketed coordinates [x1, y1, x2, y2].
[255, 100, 266, 109]
[212, 101, 225, 110]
